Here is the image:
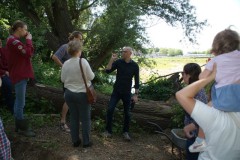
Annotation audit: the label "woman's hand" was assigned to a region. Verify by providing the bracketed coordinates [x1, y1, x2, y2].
[184, 123, 197, 138]
[26, 32, 32, 40]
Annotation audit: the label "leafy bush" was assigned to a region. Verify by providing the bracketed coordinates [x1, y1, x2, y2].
[171, 104, 185, 128]
[25, 92, 57, 114]
[140, 77, 176, 101]
[32, 55, 62, 88]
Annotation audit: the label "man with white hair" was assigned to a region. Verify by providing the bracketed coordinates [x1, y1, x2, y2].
[103, 46, 139, 141]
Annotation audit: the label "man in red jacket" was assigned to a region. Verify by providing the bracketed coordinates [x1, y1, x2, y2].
[0, 39, 14, 114]
[6, 20, 35, 137]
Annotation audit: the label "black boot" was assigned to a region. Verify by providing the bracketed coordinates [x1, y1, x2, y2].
[15, 119, 36, 137]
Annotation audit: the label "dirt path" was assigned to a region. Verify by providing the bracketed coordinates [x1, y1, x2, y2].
[6, 122, 182, 160]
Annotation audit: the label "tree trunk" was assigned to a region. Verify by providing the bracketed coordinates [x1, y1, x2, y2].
[28, 83, 173, 129]
[17, 0, 41, 26]
[17, 0, 74, 51]
[51, 0, 74, 45]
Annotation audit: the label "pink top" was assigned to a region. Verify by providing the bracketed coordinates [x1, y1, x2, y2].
[205, 50, 240, 88]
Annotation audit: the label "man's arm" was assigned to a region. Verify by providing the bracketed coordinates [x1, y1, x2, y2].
[176, 64, 216, 115]
[52, 54, 63, 67]
[106, 53, 118, 73]
[132, 64, 140, 102]
[52, 44, 68, 67]
[134, 64, 140, 94]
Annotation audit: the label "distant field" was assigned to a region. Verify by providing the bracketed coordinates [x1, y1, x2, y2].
[140, 57, 210, 81]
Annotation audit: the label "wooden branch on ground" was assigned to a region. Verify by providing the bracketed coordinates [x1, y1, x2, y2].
[28, 83, 174, 129]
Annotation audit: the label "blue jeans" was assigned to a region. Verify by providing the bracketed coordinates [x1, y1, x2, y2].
[14, 79, 27, 120]
[106, 90, 131, 133]
[1, 76, 14, 114]
[64, 89, 91, 145]
[186, 137, 199, 160]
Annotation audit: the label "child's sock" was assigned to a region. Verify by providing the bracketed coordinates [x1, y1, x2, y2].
[189, 137, 207, 153]
[196, 137, 204, 143]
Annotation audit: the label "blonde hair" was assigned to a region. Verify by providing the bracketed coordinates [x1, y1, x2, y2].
[68, 40, 82, 56]
[211, 29, 240, 55]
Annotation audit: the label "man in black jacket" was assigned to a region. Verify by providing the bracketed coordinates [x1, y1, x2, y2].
[103, 46, 139, 141]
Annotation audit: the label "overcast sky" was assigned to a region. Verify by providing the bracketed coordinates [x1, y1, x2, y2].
[145, 0, 240, 52]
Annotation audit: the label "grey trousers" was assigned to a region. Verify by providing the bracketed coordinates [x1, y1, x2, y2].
[64, 89, 91, 145]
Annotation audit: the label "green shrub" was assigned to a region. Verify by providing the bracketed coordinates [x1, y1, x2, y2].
[32, 55, 62, 88]
[140, 78, 175, 101]
[171, 103, 185, 128]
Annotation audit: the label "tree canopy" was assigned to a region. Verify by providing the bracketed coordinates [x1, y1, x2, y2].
[0, 0, 206, 69]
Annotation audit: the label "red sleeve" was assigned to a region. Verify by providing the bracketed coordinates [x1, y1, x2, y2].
[11, 39, 34, 58]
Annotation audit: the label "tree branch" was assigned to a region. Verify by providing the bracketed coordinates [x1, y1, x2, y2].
[79, 0, 98, 11]
[17, 0, 41, 26]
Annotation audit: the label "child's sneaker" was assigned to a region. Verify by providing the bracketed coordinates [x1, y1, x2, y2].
[189, 139, 207, 152]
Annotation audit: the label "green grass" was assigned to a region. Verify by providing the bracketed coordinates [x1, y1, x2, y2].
[144, 57, 208, 69]
[139, 57, 210, 81]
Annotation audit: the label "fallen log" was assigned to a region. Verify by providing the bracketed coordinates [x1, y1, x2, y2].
[27, 83, 174, 129]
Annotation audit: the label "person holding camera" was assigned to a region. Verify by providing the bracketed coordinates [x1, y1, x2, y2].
[103, 46, 139, 141]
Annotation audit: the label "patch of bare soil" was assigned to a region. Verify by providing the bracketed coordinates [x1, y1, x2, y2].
[6, 121, 182, 160]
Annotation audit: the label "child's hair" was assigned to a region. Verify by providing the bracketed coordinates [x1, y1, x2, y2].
[9, 20, 26, 34]
[68, 31, 83, 41]
[183, 63, 201, 84]
[68, 40, 82, 56]
[211, 29, 240, 55]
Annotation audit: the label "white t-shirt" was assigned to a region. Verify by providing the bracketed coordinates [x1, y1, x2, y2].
[191, 100, 240, 160]
[205, 50, 240, 88]
[61, 57, 95, 93]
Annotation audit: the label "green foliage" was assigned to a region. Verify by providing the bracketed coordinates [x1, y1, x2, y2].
[190, 49, 211, 54]
[93, 71, 114, 95]
[140, 77, 176, 101]
[92, 108, 144, 134]
[27, 114, 57, 128]
[0, 108, 14, 125]
[32, 55, 62, 88]
[94, 71, 114, 85]
[0, 0, 206, 69]
[25, 91, 57, 114]
[0, 18, 10, 40]
[145, 47, 183, 56]
[95, 83, 113, 95]
[171, 103, 185, 128]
